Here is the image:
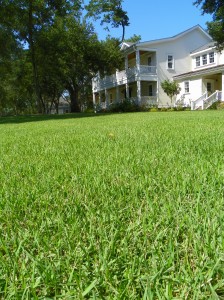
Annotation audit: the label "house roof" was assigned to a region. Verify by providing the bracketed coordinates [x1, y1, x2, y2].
[121, 25, 212, 52]
[173, 64, 224, 81]
[120, 42, 135, 50]
[190, 41, 216, 55]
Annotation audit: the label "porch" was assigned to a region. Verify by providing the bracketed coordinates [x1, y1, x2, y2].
[191, 72, 224, 110]
[93, 81, 158, 109]
[92, 65, 157, 92]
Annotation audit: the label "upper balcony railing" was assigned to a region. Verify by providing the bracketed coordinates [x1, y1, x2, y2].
[92, 65, 157, 91]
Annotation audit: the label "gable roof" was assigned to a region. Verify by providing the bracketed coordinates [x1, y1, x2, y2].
[120, 42, 135, 51]
[120, 25, 212, 51]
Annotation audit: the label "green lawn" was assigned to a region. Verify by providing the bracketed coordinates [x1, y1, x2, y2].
[0, 111, 224, 299]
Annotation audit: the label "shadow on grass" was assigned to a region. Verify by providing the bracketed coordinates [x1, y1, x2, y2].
[0, 113, 112, 125]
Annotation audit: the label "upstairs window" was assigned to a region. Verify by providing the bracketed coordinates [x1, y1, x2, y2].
[184, 81, 189, 93]
[167, 55, 174, 69]
[202, 54, 207, 65]
[196, 56, 200, 67]
[209, 52, 214, 63]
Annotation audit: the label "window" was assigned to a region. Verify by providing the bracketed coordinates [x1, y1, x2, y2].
[110, 94, 113, 103]
[209, 52, 214, 63]
[148, 56, 152, 66]
[207, 82, 212, 93]
[184, 81, 189, 93]
[167, 55, 174, 69]
[148, 85, 153, 96]
[196, 56, 200, 67]
[202, 54, 207, 65]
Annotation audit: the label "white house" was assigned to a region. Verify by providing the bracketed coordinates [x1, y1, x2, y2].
[174, 42, 224, 109]
[92, 25, 224, 110]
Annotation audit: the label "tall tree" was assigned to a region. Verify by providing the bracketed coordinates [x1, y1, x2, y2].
[194, 0, 224, 50]
[86, 0, 129, 42]
[0, 0, 128, 113]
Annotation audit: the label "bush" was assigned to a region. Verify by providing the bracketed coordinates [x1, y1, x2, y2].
[109, 99, 141, 113]
[217, 101, 224, 110]
[150, 107, 158, 112]
[160, 107, 167, 112]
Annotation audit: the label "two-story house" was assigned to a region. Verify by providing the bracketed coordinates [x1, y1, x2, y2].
[92, 25, 223, 109]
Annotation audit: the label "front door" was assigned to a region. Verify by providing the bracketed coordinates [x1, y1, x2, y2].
[204, 79, 215, 95]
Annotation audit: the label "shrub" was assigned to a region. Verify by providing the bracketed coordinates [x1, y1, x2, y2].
[109, 99, 141, 113]
[150, 107, 158, 112]
[217, 101, 224, 110]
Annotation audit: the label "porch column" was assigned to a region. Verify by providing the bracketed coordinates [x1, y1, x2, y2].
[125, 55, 128, 69]
[126, 83, 129, 99]
[93, 92, 96, 112]
[137, 80, 141, 104]
[222, 72, 224, 101]
[116, 85, 119, 103]
[105, 89, 109, 108]
[136, 50, 140, 74]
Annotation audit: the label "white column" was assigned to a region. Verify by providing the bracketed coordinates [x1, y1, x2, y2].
[126, 84, 129, 99]
[93, 93, 96, 112]
[137, 80, 141, 104]
[222, 72, 224, 101]
[105, 89, 109, 108]
[116, 86, 119, 103]
[136, 50, 140, 74]
[125, 56, 128, 69]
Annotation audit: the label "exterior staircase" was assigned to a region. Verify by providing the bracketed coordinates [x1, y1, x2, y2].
[191, 91, 222, 110]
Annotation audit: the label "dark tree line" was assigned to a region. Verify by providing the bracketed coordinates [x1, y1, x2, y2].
[0, 0, 128, 114]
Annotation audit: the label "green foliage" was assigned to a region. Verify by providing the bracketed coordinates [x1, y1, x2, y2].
[150, 107, 158, 112]
[161, 79, 181, 103]
[1, 111, 224, 298]
[217, 101, 224, 110]
[194, 0, 224, 49]
[108, 99, 141, 112]
[86, 0, 129, 42]
[0, 0, 128, 114]
[124, 34, 141, 43]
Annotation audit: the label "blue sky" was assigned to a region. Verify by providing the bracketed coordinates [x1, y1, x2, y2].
[93, 0, 213, 41]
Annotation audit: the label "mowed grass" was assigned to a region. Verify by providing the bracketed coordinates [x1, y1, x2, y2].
[0, 111, 224, 299]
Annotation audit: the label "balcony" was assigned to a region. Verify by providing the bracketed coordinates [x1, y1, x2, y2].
[92, 65, 157, 92]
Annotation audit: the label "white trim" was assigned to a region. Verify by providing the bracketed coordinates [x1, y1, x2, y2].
[190, 46, 216, 56]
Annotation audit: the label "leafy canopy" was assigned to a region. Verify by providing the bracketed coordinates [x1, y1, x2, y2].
[161, 80, 181, 103]
[194, 0, 224, 50]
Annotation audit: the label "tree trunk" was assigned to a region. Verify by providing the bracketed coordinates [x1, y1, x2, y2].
[69, 87, 80, 112]
[28, 0, 45, 114]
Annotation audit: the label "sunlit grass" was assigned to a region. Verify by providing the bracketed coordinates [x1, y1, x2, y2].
[0, 111, 224, 299]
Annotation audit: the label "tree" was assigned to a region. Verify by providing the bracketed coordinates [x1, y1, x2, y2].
[161, 80, 181, 104]
[86, 0, 129, 42]
[194, 0, 224, 50]
[0, 0, 129, 114]
[125, 34, 141, 43]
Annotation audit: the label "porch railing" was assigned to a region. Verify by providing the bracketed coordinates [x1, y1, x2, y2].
[93, 65, 157, 91]
[204, 91, 222, 109]
[191, 90, 222, 110]
[191, 92, 208, 110]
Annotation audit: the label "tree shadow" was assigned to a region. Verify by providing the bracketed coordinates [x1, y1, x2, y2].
[0, 113, 111, 125]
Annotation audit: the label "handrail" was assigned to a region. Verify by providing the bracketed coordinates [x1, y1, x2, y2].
[92, 65, 157, 91]
[204, 90, 222, 109]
